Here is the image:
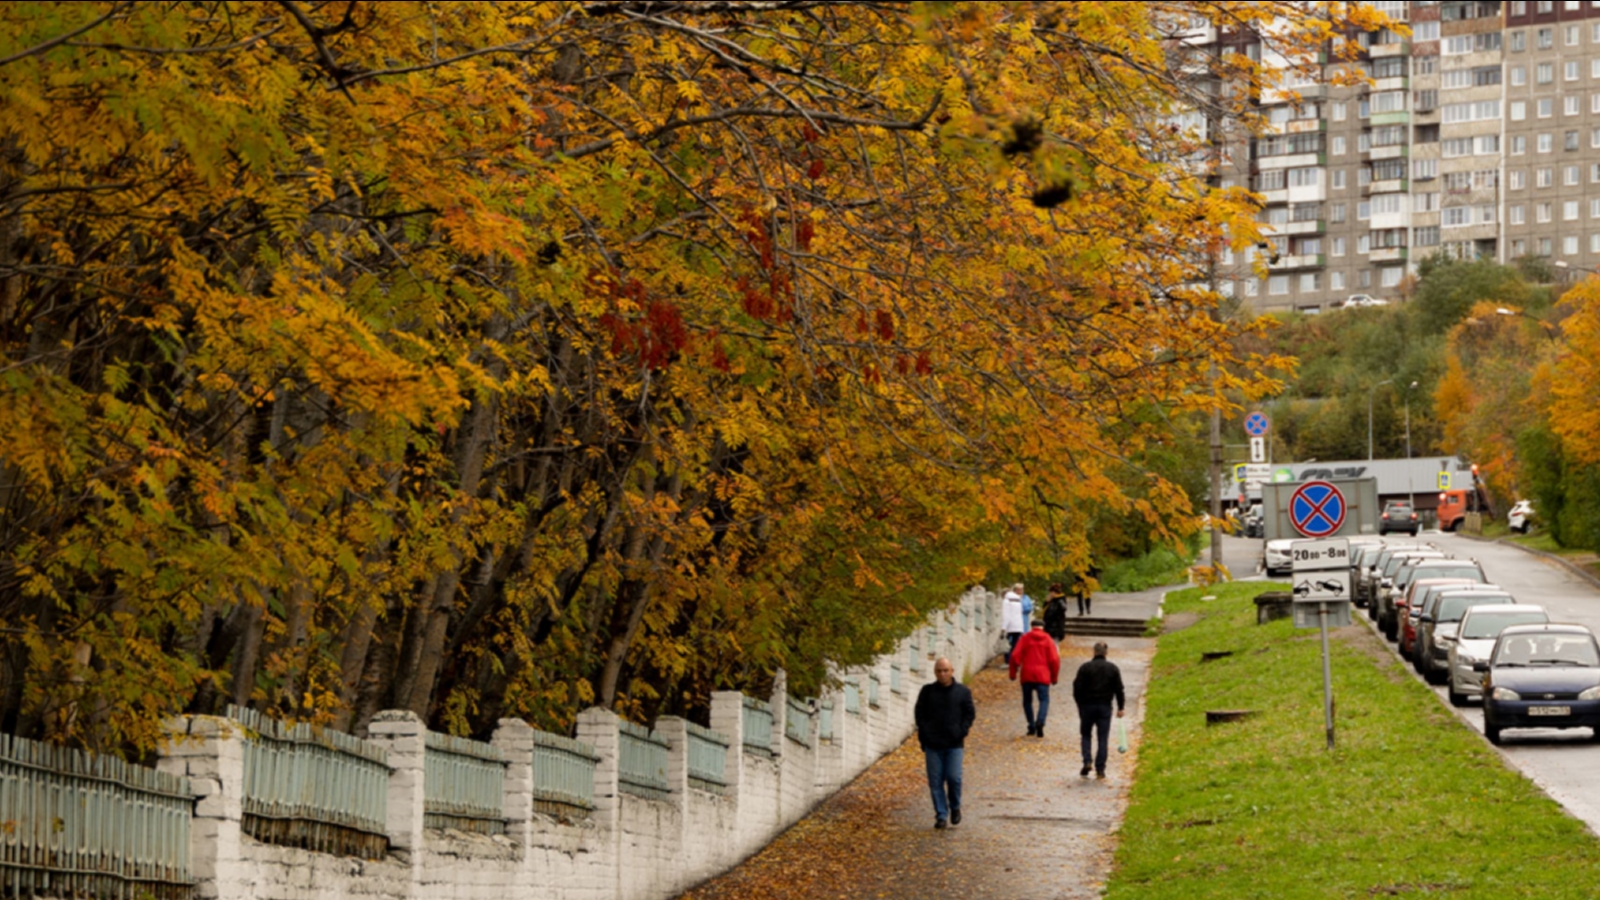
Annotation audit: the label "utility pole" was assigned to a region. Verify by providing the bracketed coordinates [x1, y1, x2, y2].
[1207, 20, 1224, 571]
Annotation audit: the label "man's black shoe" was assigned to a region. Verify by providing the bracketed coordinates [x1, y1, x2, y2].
[1080, 764, 1091, 777]
[1095, 770, 1107, 780]
[1026, 723, 1036, 736]
[950, 808, 962, 826]
[1035, 725, 1044, 738]
[935, 817, 948, 830]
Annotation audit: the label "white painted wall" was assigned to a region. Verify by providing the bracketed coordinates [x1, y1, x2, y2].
[158, 587, 1002, 900]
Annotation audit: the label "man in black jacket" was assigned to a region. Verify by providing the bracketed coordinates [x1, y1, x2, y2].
[913, 657, 976, 829]
[1072, 641, 1125, 779]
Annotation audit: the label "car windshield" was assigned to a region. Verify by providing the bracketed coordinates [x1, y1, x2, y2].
[1386, 504, 1414, 514]
[1462, 612, 1548, 640]
[1383, 555, 1430, 577]
[1437, 595, 1512, 622]
[1495, 634, 1600, 667]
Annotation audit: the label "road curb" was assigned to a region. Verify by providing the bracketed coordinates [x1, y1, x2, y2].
[1452, 530, 1600, 592]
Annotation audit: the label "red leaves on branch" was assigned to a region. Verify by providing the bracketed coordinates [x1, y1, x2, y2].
[599, 277, 690, 371]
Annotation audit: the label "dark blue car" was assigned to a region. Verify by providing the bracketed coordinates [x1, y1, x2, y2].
[1478, 624, 1600, 745]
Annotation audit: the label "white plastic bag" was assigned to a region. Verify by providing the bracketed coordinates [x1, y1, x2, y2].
[1115, 717, 1129, 754]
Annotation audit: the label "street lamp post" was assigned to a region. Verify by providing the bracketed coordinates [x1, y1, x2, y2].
[1404, 380, 1418, 510]
[1367, 378, 1394, 461]
[1495, 306, 1559, 343]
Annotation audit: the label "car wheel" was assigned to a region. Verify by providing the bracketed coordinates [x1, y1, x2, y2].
[1448, 684, 1466, 707]
[1592, 727, 1600, 743]
[1485, 723, 1502, 745]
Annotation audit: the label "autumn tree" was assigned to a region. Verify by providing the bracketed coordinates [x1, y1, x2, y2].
[0, 1, 1378, 752]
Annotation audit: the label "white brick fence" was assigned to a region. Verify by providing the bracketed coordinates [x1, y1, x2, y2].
[154, 586, 1002, 900]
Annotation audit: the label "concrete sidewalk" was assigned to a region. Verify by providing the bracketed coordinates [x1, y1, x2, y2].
[679, 630, 1155, 900]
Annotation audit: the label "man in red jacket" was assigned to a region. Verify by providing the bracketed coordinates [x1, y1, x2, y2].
[1008, 617, 1061, 737]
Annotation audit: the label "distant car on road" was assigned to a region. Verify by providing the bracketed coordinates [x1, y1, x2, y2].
[1478, 623, 1600, 745]
[1508, 499, 1536, 534]
[1379, 500, 1420, 536]
[1341, 293, 1389, 308]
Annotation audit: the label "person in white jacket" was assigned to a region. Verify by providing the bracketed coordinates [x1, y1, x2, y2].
[1001, 584, 1026, 664]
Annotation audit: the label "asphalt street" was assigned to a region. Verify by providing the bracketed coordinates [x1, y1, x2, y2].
[1222, 529, 1600, 835]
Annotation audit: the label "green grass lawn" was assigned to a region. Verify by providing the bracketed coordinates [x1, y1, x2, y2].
[1107, 582, 1600, 899]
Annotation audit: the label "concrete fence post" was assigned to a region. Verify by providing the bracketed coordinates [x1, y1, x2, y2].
[157, 716, 245, 900]
[489, 718, 537, 846]
[576, 705, 622, 895]
[366, 710, 427, 854]
[768, 669, 787, 760]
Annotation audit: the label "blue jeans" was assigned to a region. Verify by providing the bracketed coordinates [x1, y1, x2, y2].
[1079, 702, 1113, 773]
[1005, 632, 1021, 664]
[923, 747, 963, 821]
[1022, 682, 1050, 730]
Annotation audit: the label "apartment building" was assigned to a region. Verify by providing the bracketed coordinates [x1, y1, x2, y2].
[1205, 0, 1600, 313]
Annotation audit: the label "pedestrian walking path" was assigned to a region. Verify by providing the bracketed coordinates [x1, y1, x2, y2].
[678, 629, 1156, 900]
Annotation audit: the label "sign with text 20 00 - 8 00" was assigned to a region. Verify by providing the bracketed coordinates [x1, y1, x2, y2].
[1288, 481, 1346, 538]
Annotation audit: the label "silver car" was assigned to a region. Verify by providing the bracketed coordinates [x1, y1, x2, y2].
[1375, 550, 1447, 639]
[1449, 604, 1551, 707]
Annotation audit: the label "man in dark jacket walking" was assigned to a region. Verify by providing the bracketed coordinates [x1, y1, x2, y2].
[1072, 641, 1125, 779]
[914, 657, 976, 829]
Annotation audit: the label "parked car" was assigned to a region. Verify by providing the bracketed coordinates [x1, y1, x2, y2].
[1379, 500, 1421, 536]
[1264, 538, 1296, 578]
[1399, 577, 1482, 663]
[1390, 558, 1487, 644]
[1374, 550, 1447, 638]
[1508, 500, 1536, 534]
[1479, 623, 1600, 745]
[1360, 543, 1431, 617]
[1414, 586, 1514, 682]
[1449, 604, 1551, 707]
[1346, 538, 1386, 608]
[1343, 293, 1389, 307]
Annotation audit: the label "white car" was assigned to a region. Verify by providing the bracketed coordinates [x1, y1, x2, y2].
[1264, 538, 1295, 577]
[1508, 500, 1535, 534]
[1448, 604, 1550, 707]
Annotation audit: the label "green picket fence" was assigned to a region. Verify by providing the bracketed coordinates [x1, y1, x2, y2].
[0, 733, 193, 900]
[783, 697, 812, 747]
[617, 721, 669, 799]
[530, 730, 598, 816]
[684, 722, 728, 793]
[423, 731, 508, 835]
[817, 700, 835, 742]
[227, 706, 390, 860]
[843, 679, 861, 715]
[741, 696, 774, 755]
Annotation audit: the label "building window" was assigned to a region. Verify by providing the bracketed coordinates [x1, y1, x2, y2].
[1539, 133, 1554, 153]
[1477, 135, 1499, 155]
[1593, 93, 1600, 114]
[1381, 268, 1403, 288]
[1332, 169, 1346, 190]
[1569, 130, 1582, 151]
[1568, 165, 1582, 185]
[1510, 169, 1527, 189]
[1540, 237, 1553, 256]
[1300, 273, 1319, 292]
[1512, 239, 1527, 257]
[1537, 202, 1553, 222]
[1245, 280, 1258, 297]
[1258, 170, 1286, 191]
[1568, 96, 1582, 116]
[1414, 20, 1439, 42]
[1332, 236, 1346, 256]
[1443, 137, 1472, 158]
[1329, 202, 1346, 223]
[1566, 199, 1580, 220]
[1513, 135, 1528, 155]
[1538, 167, 1554, 187]
[1592, 233, 1600, 253]
[1511, 30, 1526, 53]
[1358, 234, 1371, 254]
[1358, 201, 1371, 221]
[1331, 101, 1346, 121]
[1414, 55, 1437, 75]
[1538, 28, 1553, 51]
[1268, 275, 1289, 295]
[1511, 100, 1527, 121]
[1331, 271, 1346, 291]
[1510, 204, 1526, 225]
[1359, 269, 1372, 288]
[1414, 226, 1440, 247]
[1537, 62, 1555, 84]
[1477, 205, 1495, 225]
[1568, 61, 1581, 82]
[1288, 167, 1319, 187]
[1593, 21, 1600, 44]
[1414, 158, 1438, 180]
[1569, 24, 1582, 46]
[1591, 197, 1600, 216]
[1332, 135, 1346, 155]
[1416, 192, 1440, 212]
[1565, 235, 1580, 255]
[1593, 127, 1600, 148]
[1443, 207, 1470, 227]
[1539, 98, 1554, 118]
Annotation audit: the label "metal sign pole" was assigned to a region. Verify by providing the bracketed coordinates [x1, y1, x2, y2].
[1319, 601, 1335, 750]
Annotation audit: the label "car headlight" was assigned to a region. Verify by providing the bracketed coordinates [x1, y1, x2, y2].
[1433, 634, 1454, 648]
[1490, 686, 1520, 701]
[1457, 654, 1482, 666]
[1579, 686, 1600, 701]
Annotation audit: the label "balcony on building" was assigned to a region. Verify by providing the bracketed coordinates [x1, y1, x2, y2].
[1282, 218, 1326, 235]
[1270, 253, 1325, 270]
[1368, 40, 1410, 59]
[1365, 178, 1408, 195]
[1370, 246, 1409, 263]
[1373, 76, 1409, 93]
